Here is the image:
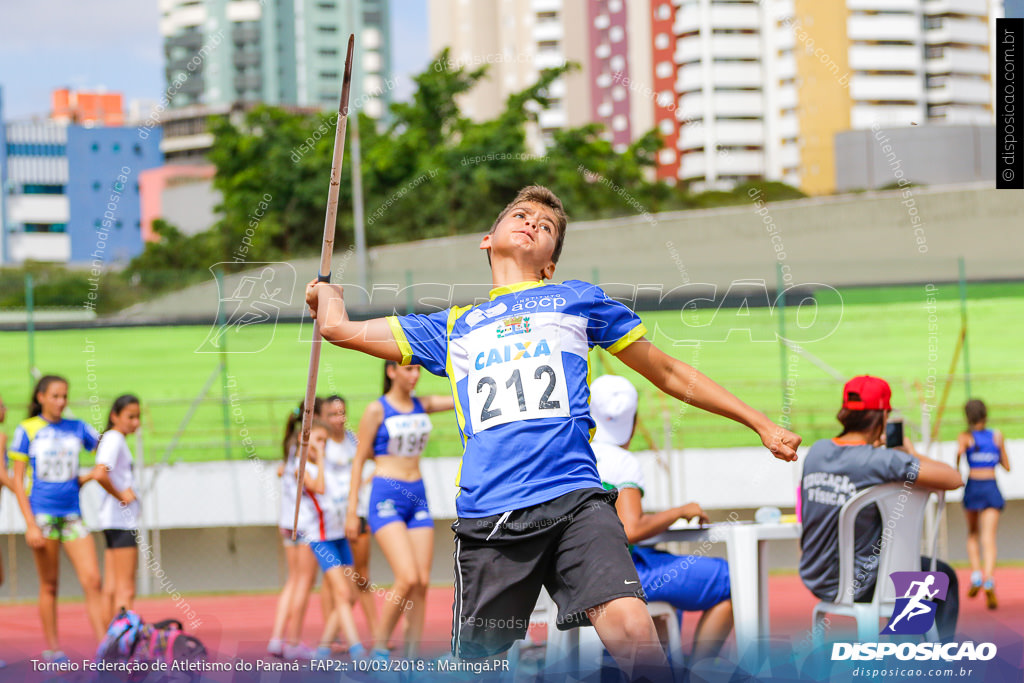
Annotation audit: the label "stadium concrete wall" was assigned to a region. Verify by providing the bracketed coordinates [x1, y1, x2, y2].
[2, 440, 1022, 601]
[108, 183, 1022, 324]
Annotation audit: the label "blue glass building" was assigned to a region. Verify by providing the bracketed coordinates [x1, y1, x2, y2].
[65, 127, 162, 264]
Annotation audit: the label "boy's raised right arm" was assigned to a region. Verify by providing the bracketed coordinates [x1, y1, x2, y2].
[306, 281, 403, 362]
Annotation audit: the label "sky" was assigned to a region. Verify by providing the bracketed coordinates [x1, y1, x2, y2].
[0, 0, 429, 120]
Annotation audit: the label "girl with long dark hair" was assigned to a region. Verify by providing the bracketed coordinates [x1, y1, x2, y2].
[90, 394, 142, 623]
[346, 361, 453, 659]
[8, 375, 106, 661]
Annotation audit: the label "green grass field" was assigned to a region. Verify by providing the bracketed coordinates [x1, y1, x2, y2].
[1, 283, 1020, 465]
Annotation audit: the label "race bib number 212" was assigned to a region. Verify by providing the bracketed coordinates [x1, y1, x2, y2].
[467, 334, 571, 432]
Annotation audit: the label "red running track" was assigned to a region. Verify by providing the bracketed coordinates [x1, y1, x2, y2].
[1, 569, 1022, 669]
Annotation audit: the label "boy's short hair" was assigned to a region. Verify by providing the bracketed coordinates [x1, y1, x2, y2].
[487, 185, 568, 265]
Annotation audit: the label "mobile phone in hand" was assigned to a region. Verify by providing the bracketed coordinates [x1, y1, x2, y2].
[885, 421, 904, 449]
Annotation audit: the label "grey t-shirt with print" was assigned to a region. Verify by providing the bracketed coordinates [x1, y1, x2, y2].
[799, 439, 917, 602]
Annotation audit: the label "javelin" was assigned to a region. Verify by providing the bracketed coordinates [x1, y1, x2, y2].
[293, 34, 355, 539]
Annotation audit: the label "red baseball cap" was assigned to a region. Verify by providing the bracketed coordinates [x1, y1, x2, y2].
[842, 375, 892, 411]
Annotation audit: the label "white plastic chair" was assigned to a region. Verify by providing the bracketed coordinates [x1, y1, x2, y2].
[508, 588, 555, 680]
[544, 599, 685, 679]
[811, 482, 945, 644]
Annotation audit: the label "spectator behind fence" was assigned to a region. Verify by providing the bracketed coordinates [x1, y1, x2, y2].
[798, 375, 963, 640]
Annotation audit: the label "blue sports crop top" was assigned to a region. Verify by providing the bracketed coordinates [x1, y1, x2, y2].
[965, 429, 1000, 469]
[372, 396, 432, 458]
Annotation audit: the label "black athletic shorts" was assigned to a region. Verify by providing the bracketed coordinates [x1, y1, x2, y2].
[451, 487, 645, 659]
[103, 529, 138, 549]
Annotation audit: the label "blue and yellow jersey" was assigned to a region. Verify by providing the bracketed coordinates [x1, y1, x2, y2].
[387, 280, 647, 517]
[9, 416, 99, 516]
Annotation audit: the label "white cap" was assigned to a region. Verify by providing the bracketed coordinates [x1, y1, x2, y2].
[590, 375, 639, 446]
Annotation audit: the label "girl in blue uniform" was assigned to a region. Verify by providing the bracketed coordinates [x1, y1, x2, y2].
[346, 361, 453, 659]
[0, 394, 13, 594]
[8, 375, 106, 661]
[957, 399, 1010, 609]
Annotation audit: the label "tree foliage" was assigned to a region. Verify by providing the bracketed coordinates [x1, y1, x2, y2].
[127, 48, 805, 284]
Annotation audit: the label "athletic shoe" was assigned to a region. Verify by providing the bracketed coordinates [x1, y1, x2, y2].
[267, 638, 284, 657]
[371, 648, 390, 662]
[348, 643, 367, 660]
[42, 651, 70, 664]
[967, 571, 983, 598]
[313, 645, 333, 660]
[984, 580, 997, 610]
[283, 642, 315, 660]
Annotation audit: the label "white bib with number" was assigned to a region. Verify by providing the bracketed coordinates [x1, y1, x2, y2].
[35, 436, 80, 483]
[384, 413, 433, 457]
[464, 320, 573, 433]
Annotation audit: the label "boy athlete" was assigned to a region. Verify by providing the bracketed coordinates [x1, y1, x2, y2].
[306, 186, 800, 675]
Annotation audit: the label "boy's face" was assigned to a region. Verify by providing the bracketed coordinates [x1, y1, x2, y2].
[480, 201, 560, 279]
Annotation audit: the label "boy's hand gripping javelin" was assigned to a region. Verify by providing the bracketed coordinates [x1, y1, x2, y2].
[293, 34, 355, 540]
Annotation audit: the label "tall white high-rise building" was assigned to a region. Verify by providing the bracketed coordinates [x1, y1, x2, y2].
[159, 0, 392, 116]
[674, 0, 1003, 193]
[429, 0, 1004, 195]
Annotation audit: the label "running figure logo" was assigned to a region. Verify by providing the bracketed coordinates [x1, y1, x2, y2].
[196, 263, 296, 353]
[881, 571, 950, 635]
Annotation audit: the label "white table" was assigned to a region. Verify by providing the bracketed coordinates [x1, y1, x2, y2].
[640, 521, 802, 661]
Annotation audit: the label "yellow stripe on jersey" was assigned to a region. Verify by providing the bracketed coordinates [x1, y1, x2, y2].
[445, 304, 474, 492]
[488, 279, 545, 301]
[8, 416, 48, 460]
[386, 316, 414, 366]
[607, 323, 648, 355]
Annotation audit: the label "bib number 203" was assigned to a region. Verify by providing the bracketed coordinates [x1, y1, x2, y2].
[477, 365, 560, 423]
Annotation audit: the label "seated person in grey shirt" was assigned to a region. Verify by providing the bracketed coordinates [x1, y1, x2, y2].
[799, 375, 963, 640]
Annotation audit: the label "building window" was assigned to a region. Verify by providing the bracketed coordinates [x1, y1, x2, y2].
[656, 4, 672, 21]
[317, 1, 336, 8]
[317, 25, 338, 33]
[23, 184, 65, 194]
[538, 40, 559, 53]
[24, 223, 67, 233]
[610, 26, 624, 43]
[655, 33, 670, 50]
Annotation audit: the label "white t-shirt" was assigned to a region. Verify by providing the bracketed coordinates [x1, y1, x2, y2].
[357, 459, 374, 519]
[95, 430, 140, 530]
[282, 451, 344, 542]
[592, 441, 646, 496]
[325, 430, 374, 519]
[325, 431, 357, 520]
